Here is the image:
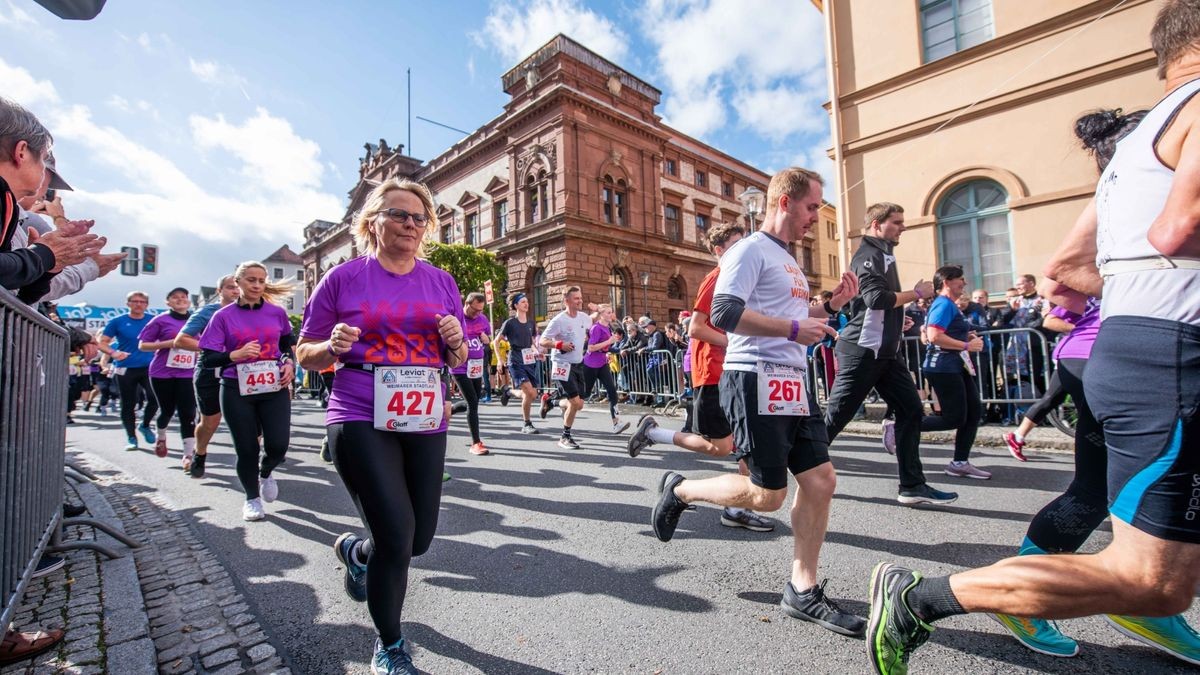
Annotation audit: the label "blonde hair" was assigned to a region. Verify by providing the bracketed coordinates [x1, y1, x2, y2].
[765, 168, 824, 216]
[235, 260, 294, 307]
[352, 177, 438, 256]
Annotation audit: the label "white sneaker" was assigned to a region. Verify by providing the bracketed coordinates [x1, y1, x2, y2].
[260, 476, 279, 503]
[242, 498, 266, 521]
[612, 417, 631, 434]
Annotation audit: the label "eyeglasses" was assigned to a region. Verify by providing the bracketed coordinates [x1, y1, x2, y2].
[381, 208, 428, 225]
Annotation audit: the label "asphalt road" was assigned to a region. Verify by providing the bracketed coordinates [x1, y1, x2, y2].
[67, 397, 1200, 674]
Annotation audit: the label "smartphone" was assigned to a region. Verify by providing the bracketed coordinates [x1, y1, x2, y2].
[44, 189, 56, 202]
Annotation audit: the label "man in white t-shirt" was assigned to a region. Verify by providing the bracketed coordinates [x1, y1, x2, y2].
[648, 167, 865, 639]
[539, 286, 592, 449]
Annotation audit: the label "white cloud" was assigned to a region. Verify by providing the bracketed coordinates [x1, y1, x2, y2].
[473, 0, 628, 66]
[106, 94, 131, 112]
[0, 0, 37, 27]
[188, 57, 251, 99]
[0, 59, 60, 106]
[640, 0, 829, 142]
[0, 56, 341, 306]
[137, 31, 153, 51]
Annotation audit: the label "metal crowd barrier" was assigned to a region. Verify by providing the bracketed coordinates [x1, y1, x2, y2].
[0, 288, 68, 629]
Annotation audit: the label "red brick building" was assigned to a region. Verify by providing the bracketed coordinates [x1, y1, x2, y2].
[302, 34, 821, 324]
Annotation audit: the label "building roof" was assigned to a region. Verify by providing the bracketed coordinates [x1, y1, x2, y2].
[263, 244, 303, 265]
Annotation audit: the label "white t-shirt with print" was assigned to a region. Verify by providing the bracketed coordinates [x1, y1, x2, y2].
[542, 310, 592, 365]
[716, 231, 811, 371]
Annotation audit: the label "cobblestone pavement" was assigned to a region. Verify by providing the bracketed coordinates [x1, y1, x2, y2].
[1, 451, 287, 675]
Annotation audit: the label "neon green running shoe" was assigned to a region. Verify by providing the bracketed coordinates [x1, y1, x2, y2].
[442, 472, 452, 482]
[867, 563, 933, 675]
[1105, 614, 1200, 666]
[991, 614, 1079, 657]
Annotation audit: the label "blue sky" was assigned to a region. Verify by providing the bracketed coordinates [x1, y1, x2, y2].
[1, 0, 832, 308]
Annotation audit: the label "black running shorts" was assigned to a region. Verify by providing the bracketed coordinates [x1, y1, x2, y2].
[693, 385, 732, 440]
[719, 369, 829, 491]
[194, 367, 222, 417]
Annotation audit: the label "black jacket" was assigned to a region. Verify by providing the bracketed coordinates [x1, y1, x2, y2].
[836, 236, 906, 359]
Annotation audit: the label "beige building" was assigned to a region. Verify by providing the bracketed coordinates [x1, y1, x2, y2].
[817, 0, 1162, 296]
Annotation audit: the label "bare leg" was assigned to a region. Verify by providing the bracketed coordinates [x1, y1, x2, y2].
[563, 396, 582, 427]
[520, 382, 536, 420]
[194, 413, 221, 456]
[672, 432, 733, 457]
[949, 519, 1200, 619]
[790, 462, 836, 590]
[674, 473, 786, 513]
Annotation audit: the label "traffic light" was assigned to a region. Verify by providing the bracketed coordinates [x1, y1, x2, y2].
[141, 244, 158, 275]
[120, 246, 139, 276]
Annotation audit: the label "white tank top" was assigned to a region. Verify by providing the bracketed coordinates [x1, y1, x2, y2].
[1095, 77, 1200, 325]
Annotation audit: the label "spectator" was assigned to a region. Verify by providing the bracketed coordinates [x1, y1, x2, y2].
[638, 317, 667, 406]
[0, 97, 101, 299]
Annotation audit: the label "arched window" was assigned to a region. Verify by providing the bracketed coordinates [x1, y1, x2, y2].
[602, 175, 627, 227]
[666, 275, 684, 301]
[530, 267, 548, 323]
[936, 180, 1013, 295]
[609, 267, 629, 318]
[526, 169, 551, 225]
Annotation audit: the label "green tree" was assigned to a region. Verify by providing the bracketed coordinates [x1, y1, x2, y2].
[423, 242, 507, 301]
[288, 313, 303, 335]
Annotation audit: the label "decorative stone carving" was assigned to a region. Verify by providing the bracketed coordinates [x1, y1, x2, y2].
[525, 245, 541, 268]
[611, 149, 623, 165]
[607, 73, 622, 96]
[615, 247, 630, 269]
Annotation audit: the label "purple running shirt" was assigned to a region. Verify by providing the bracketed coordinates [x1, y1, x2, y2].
[583, 322, 611, 369]
[300, 256, 465, 430]
[199, 301, 293, 379]
[451, 312, 492, 376]
[138, 312, 193, 379]
[1052, 298, 1101, 361]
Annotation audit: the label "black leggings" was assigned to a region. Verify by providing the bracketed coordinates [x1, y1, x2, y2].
[328, 422, 446, 644]
[220, 381, 290, 499]
[1024, 358, 1108, 552]
[151, 377, 197, 439]
[1023, 367, 1069, 425]
[451, 374, 483, 443]
[921, 369, 981, 462]
[116, 367, 159, 438]
[583, 364, 619, 419]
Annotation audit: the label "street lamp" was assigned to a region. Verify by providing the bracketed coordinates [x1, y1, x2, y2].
[739, 186, 765, 232]
[639, 270, 651, 318]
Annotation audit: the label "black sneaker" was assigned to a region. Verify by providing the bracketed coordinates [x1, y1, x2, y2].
[451, 400, 468, 415]
[627, 414, 657, 458]
[189, 453, 207, 478]
[539, 393, 553, 419]
[651, 471, 693, 542]
[334, 533, 368, 603]
[781, 579, 866, 638]
[897, 484, 958, 506]
[867, 563, 933, 674]
[31, 554, 65, 579]
[557, 435, 581, 450]
[522, 421, 540, 434]
[500, 386, 511, 407]
[62, 502, 86, 518]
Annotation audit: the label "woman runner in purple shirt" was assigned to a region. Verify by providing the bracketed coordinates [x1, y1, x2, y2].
[198, 262, 296, 523]
[297, 178, 466, 675]
[583, 304, 628, 433]
[137, 287, 196, 462]
[451, 292, 493, 455]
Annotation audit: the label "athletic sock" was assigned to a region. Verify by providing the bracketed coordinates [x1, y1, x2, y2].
[182, 437, 196, 454]
[908, 575, 965, 623]
[1017, 535, 1048, 556]
[1014, 432, 1025, 443]
[562, 425, 572, 437]
[349, 541, 367, 566]
[648, 427, 675, 445]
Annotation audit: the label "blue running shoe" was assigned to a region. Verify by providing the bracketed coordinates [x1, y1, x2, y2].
[991, 614, 1079, 657]
[333, 533, 367, 602]
[371, 636, 417, 675]
[125, 436, 138, 451]
[139, 425, 156, 444]
[1105, 614, 1200, 666]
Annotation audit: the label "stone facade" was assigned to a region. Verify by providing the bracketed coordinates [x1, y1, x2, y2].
[302, 34, 839, 325]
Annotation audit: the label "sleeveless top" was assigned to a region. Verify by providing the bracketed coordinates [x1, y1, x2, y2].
[1095, 77, 1200, 325]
